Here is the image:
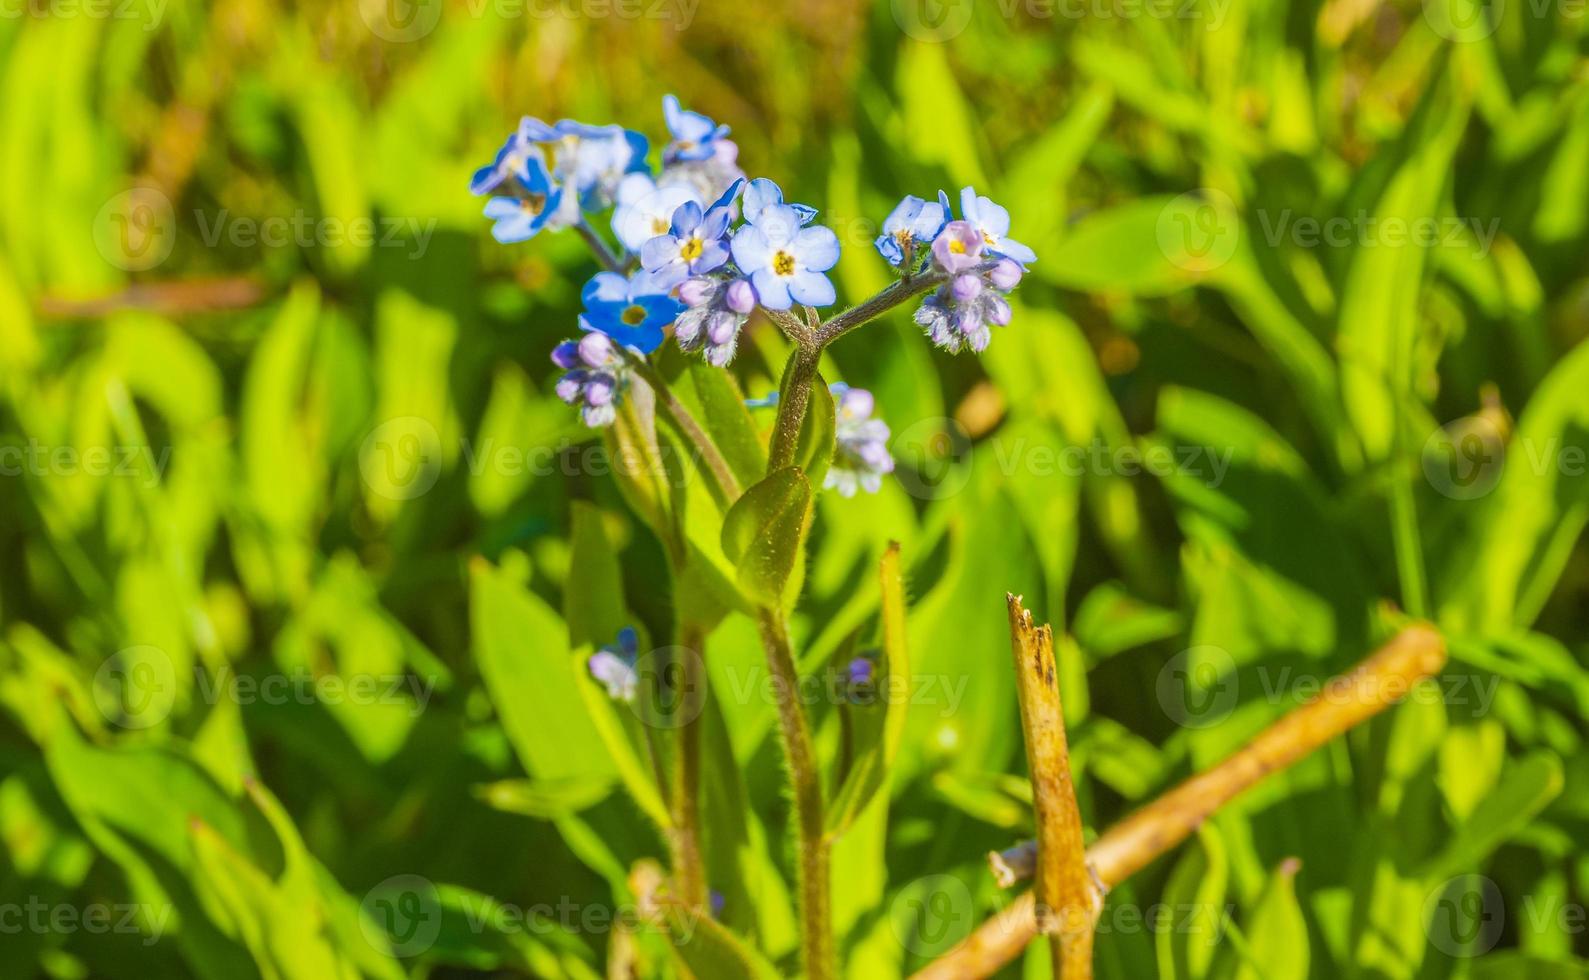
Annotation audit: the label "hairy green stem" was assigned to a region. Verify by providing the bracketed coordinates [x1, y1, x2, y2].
[669, 621, 708, 908]
[755, 607, 833, 980]
[767, 343, 823, 473]
[816, 272, 944, 345]
[628, 355, 742, 506]
[766, 306, 816, 347]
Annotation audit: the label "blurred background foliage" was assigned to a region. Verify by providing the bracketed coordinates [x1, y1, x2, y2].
[2, 0, 1589, 976]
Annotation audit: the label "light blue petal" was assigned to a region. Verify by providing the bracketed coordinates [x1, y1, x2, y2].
[670, 200, 703, 236]
[582, 272, 631, 306]
[793, 226, 841, 271]
[751, 268, 792, 310]
[742, 178, 783, 224]
[730, 225, 773, 271]
[976, 197, 1012, 238]
[994, 238, 1037, 265]
[483, 197, 523, 220]
[640, 235, 680, 271]
[788, 270, 836, 307]
[959, 187, 980, 225]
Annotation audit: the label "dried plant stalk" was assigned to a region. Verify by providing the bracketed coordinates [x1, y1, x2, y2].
[1007, 595, 1097, 979]
[912, 622, 1447, 980]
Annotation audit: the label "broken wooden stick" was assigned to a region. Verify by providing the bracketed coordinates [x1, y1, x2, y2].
[912, 622, 1447, 980]
[1007, 595, 1098, 979]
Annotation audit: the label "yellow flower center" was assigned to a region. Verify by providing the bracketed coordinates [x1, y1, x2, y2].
[521, 194, 545, 213]
[982, 231, 998, 246]
[621, 304, 647, 326]
[773, 250, 796, 276]
[652, 217, 670, 234]
[680, 237, 704, 261]
[948, 239, 966, 254]
[894, 229, 913, 246]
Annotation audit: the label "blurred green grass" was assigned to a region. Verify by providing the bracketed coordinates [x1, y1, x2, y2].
[2, 0, 1589, 977]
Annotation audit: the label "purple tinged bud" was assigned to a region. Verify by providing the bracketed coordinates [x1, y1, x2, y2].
[551, 341, 580, 369]
[584, 375, 615, 406]
[678, 277, 713, 307]
[989, 258, 1024, 290]
[578, 331, 615, 367]
[951, 274, 982, 302]
[707, 311, 739, 346]
[555, 375, 582, 403]
[725, 278, 757, 314]
[986, 295, 1012, 326]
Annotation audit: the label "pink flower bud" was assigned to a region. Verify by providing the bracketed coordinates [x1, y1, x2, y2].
[951, 274, 982, 302]
[725, 278, 757, 314]
[988, 258, 1024, 290]
[678, 277, 713, 307]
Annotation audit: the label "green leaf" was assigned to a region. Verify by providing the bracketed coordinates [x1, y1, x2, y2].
[1073, 581, 1185, 659]
[1438, 337, 1589, 632]
[662, 902, 782, 980]
[474, 777, 615, 819]
[1041, 196, 1214, 296]
[826, 542, 911, 837]
[469, 559, 614, 783]
[1157, 823, 1229, 980]
[720, 467, 812, 608]
[1416, 751, 1563, 880]
[678, 361, 767, 490]
[1231, 859, 1307, 980]
[470, 558, 669, 828]
[564, 502, 629, 651]
[1336, 66, 1469, 461]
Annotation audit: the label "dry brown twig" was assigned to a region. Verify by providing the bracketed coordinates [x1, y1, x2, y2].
[914, 621, 1447, 980]
[1006, 595, 1099, 979]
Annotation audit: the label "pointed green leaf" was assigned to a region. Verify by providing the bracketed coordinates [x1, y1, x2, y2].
[721, 467, 812, 608]
[826, 543, 910, 837]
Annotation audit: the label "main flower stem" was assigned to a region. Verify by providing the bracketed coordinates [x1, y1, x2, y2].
[755, 607, 833, 980]
[767, 342, 823, 472]
[669, 620, 708, 909]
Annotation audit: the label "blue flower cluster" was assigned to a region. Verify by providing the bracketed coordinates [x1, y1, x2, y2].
[875, 187, 1035, 354]
[472, 98, 1034, 511]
